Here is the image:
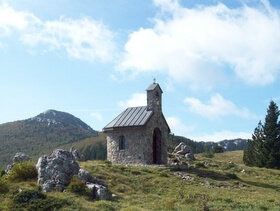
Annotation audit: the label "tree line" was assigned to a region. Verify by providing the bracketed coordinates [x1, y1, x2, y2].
[243, 100, 280, 169]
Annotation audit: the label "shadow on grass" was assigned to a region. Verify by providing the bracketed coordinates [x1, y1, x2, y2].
[238, 179, 280, 191]
[185, 168, 232, 181]
[183, 168, 280, 191]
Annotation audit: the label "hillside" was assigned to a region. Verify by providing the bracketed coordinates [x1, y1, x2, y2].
[0, 109, 249, 169]
[0, 110, 98, 168]
[0, 110, 247, 168]
[209, 138, 248, 151]
[1, 151, 280, 210]
[169, 135, 247, 153]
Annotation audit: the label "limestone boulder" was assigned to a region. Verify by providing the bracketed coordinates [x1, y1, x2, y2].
[36, 149, 110, 199]
[70, 147, 82, 161]
[5, 152, 31, 174]
[13, 152, 31, 163]
[36, 149, 80, 192]
[86, 183, 109, 200]
[78, 169, 110, 200]
[78, 169, 108, 188]
[185, 152, 195, 161]
[173, 142, 195, 161]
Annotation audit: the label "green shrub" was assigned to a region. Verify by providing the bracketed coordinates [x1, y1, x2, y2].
[13, 190, 68, 210]
[0, 168, 5, 177]
[68, 175, 87, 194]
[13, 190, 46, 204]
[7, 161, 37, 182]
[0, 177, 9, 194]
[28, 197, 68, 211]
[202, 151, 214, 158]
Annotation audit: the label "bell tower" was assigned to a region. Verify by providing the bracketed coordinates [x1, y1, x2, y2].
[146, 79, 163, 113]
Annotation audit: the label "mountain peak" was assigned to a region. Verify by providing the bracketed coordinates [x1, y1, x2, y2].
[43, 109, 57, 116]
[28, 109, 95, 132]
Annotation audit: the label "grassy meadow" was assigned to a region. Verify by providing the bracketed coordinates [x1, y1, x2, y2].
[1, 150, 280, 210]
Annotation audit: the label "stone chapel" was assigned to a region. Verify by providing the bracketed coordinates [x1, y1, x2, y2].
[103, 81, 170, 165]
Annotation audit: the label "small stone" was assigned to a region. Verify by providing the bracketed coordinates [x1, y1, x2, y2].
[121, 186, 126, 193]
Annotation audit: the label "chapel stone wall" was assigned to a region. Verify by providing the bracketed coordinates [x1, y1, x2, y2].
[106, 128, 148, 164]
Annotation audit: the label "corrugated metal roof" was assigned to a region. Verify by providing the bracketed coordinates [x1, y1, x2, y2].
[103, 106, 153, 131]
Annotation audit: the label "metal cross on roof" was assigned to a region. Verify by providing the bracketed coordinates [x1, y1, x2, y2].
[153, 78, 156, 84]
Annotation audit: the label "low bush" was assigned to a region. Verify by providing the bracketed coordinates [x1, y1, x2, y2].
[13, 190, 46, 204]
[6, 161, 37, 182]
[0, 168, 5, 177]
[68, 175, 87, 194]
[13, 190, 69, 210]
[27, 197, 69, 211]
[0, 177, 9, 194]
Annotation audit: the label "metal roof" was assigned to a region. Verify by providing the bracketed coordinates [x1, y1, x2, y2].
[146, 83, 163, 93]
[103, 106, 153, 131]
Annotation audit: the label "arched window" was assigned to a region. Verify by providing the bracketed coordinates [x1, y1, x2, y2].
[119, 135, 125, 150]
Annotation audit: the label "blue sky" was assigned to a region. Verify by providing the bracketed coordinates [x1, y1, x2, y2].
[1, 0, 280, 142]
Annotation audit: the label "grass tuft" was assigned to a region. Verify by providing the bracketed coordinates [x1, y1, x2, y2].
[5, 161, 37, 182]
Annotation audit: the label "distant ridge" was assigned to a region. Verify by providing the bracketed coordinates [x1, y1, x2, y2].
[28, 109, 95, 132]
[0, 110, 98, 168]
[216, 138, 248, 151]
[169, 136, 248, 154]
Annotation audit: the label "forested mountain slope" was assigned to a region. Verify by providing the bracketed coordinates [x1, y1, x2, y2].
[0, 110, 98, 168]
[0, 110, 248, 169]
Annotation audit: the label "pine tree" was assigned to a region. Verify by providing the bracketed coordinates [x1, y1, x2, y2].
[213, 144, 224, 153]
[262, 101, 280, 168]
[243, 121, 264, 166]
[243, 100, 280, 169]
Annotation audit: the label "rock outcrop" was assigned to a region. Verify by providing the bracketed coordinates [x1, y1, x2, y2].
[5, 152, 31, 174]
[173, 142, 195, 161]
[70, 147, 82, 161]
[36, 149, 110, 200]
[78, 169, 109, 200]
[13, 152, 31, 163]
[169, 142, 195, 166]
[37, 149, 80, 192]
[77, 169, 107, 188]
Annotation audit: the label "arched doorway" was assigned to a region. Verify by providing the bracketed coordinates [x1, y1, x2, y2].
[153, 128, 161, 164]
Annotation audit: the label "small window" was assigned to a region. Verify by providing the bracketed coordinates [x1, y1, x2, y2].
[155, 92, 159, 101]
[119, 135, 126, 150]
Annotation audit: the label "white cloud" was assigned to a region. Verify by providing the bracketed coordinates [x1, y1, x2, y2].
[184, 93, 256, 119]
[0, 3, 115, 62]
[22, 17, 115, 62]
[118, 93, 146, 109]
[0, 3, 40, 35]
[190, 130, 251, 142]
[119, 0, 280, 86]
[166, 116, 195, 136]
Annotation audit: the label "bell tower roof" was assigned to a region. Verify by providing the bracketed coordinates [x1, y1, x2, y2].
[146, 82, 163, 93]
